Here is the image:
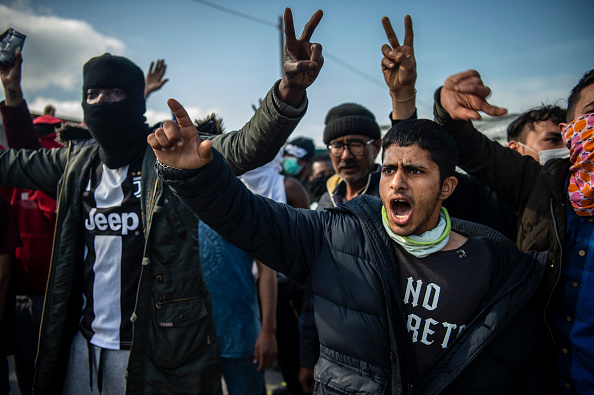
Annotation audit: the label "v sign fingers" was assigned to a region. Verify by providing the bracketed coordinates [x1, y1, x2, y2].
[298, 9, 323, 42]
[281, 7, 324, 101]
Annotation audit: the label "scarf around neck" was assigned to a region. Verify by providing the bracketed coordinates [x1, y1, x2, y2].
[562, 112, 594, 216]
[381, 206, 451, 258]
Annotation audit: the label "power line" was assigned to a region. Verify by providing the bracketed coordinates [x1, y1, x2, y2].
[324, 51, 386, 89]
[190, 0, 387, 89]
[190, 0, 277, 27]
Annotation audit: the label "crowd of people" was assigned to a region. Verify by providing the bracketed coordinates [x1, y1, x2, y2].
[0, 6, 592, 395]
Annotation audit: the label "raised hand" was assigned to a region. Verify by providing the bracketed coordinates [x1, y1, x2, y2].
[441, 70, 508, 120]
[147, 99, 213, 169]
[0, 51, 23, 105]
[381, 15, 416, 99]
[144, 59, 169, 99]
[279, 8, 324, 106]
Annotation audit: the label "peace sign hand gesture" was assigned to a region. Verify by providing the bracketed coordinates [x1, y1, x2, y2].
[279, 8, 324, 107]
[381, 15, 416, 101]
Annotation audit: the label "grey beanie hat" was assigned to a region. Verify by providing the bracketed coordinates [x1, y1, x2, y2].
[323, 103, 380, 144]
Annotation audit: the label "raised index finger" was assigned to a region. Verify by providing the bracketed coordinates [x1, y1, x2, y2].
[382, 17, 400, 49]
[299, 9, 323, 42]
[167, 98, 194, 128]
[284, 8, 297, 44]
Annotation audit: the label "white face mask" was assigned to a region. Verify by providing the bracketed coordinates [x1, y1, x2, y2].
[518, 142, 569, 165]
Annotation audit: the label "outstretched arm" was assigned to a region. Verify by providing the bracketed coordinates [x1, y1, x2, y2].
[381, 15, 416, 120]
[434, 71, 541, 211]
[148, 100, 323, 281]
[144, 59, 169, 99]
[278, 8, 324, 107]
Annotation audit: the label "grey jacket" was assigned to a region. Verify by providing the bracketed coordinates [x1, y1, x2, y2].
[0, 81, 307, 394]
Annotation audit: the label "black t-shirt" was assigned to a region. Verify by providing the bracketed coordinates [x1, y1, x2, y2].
[392, 235, 493, 374]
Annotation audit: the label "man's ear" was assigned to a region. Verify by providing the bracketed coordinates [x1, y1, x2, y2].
[373, 138, 382, 159]
[508, 140, 520, 152]
[560, 122, 569, 132]
[439, 175, 458, 200]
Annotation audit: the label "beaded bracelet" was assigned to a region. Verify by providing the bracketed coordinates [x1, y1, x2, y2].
[393, 89, 417, 103]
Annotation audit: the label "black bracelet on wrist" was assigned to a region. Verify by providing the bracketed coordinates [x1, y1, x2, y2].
[156, 158, 183, 171]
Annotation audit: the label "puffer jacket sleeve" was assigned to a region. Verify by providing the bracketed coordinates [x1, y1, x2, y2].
[209, 80, 307, 176]
[160, 148, 322, 283]
[433, 87, 543, 212]
[0, 146, 67, 193]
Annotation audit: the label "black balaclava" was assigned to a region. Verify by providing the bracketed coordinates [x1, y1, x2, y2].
[82, 53, 148, 169]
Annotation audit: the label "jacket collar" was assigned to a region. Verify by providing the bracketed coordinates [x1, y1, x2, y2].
[326, 164, 381, 207]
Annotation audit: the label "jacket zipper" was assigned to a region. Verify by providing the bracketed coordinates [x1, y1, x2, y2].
[128, 174, 159, 380]
[543, 198, 563, 351]
[155, 295, 202, 309]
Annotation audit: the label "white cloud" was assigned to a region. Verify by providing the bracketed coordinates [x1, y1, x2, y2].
[2, 3, 213, 129]
[0, 4, 125, 93]
[487, 73, 574, 114]
[28, 96, 82, 120]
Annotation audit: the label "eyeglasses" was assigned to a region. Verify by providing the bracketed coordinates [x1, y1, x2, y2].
[327, 139, 375, 157]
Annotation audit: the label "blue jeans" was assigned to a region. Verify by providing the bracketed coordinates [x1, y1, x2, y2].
[221, 357, 263, 395]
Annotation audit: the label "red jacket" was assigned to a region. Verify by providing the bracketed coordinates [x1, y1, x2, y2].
[0, 101, 60, 293]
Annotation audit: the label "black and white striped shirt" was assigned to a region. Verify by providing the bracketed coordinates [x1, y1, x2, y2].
[80, 156, 144, 350]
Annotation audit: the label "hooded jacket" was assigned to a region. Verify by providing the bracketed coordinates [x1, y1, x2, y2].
[0, 81, 307, 394]
[161, 148, 550, 394]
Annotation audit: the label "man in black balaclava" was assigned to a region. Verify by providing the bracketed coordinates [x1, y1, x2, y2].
[0, 8, 325, 394]
[82, 53, 148, 169]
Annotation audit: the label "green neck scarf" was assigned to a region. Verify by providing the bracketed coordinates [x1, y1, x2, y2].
[381, 206, 451, 258]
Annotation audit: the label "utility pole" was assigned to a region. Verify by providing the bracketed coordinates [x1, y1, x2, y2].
[278, 15, 284, 78]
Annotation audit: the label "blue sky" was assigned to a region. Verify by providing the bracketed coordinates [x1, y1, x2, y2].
[2, 0, 593, 148]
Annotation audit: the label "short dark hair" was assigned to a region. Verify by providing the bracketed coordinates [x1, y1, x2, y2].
[567, 69, 594, 122]
[382, 119, 457, 185]
[506, 105, 566, 143]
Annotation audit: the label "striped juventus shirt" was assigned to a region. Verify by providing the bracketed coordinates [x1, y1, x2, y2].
[80, 156, 144, 350]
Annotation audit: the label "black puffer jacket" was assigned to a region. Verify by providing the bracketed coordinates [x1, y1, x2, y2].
[163, 149, 550, 394]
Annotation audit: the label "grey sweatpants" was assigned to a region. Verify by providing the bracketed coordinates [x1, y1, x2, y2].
[63, 331, 130, 394]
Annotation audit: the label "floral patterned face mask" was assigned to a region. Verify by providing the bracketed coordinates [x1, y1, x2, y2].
[562, 112, 594, 216]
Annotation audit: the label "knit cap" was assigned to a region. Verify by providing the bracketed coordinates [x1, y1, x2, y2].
[323, 103, 380, 144]
[82, 53, 145, 112]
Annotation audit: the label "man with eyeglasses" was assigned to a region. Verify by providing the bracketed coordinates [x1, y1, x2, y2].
[316, 103, 383, 209]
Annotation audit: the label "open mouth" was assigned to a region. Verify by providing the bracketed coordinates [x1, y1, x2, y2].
[391, 198, 412, 225]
